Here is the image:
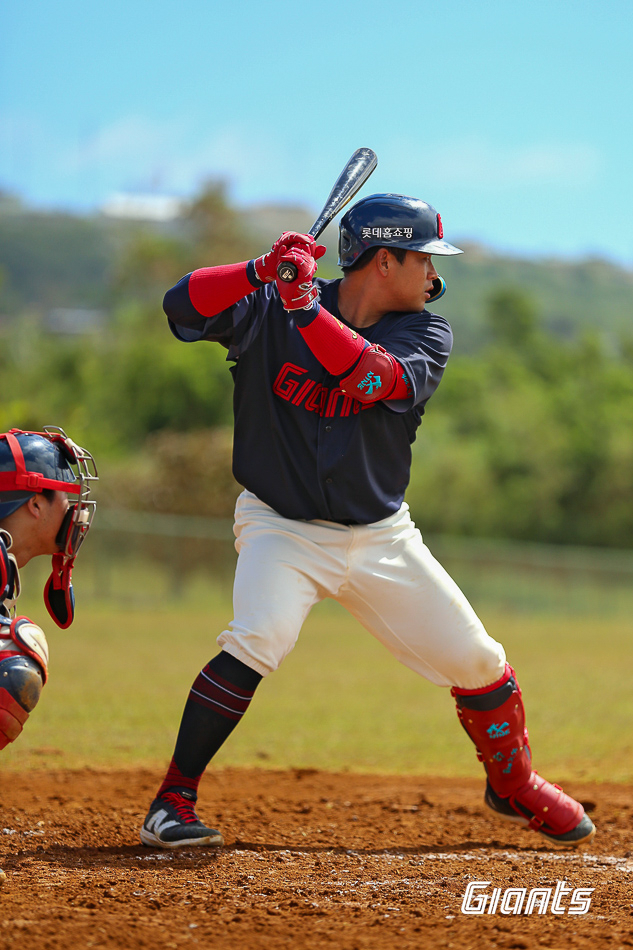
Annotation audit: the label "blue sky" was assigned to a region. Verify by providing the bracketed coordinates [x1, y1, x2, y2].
[1, 0, 632, 265]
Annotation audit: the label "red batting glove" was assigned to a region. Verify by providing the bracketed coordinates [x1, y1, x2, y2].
[276, 245, 326, 310]
[253, 231, 321, 283]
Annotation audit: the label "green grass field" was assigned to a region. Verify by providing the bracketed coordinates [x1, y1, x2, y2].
[2, 546, 632, 783]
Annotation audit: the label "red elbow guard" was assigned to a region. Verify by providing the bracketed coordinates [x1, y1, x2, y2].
[340, 345, 400, 403]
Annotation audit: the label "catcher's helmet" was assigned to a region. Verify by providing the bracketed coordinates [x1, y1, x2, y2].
[0, 426, 97, 550]
[0, 427, 98, 628]
[338, 194, 463, 268]
[0, 430, 78, 520]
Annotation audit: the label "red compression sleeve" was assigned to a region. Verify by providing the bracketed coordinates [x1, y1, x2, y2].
[298, 305, 412, 402]
[188, 262, 259, 318]
[297, 305, 368, 375]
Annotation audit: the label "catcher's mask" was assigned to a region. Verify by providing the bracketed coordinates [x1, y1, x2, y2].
[0, 427, 98, 628]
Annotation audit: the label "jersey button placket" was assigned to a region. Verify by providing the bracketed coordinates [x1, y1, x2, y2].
[318, 400, 339, 515]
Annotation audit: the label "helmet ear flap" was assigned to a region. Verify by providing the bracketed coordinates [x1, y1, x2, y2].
[339, 227, 353, 259]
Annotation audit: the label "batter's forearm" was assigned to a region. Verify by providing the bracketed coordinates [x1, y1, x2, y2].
[295, 304, 411, 403]
[295, 303, 367, 375]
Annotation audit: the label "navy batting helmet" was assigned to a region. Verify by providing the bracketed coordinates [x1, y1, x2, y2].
[338, 194, 463, 268]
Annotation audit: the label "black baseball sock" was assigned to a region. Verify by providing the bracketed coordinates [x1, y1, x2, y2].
[156, 650, 262, 799]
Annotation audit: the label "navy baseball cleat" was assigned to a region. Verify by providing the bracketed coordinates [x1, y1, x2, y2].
[484, 773, 596, 847]
[140, 789, 224, 849]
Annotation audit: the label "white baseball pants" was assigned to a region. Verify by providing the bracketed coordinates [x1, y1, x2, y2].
[218, 491, 506, 690]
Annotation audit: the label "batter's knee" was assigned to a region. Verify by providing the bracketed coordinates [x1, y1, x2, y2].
[0, 656, 44, 750]
[450, 634, 507, 691]
[217, 624, 299, 677]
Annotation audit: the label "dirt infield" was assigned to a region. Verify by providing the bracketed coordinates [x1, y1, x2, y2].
[1, 768, 632, 949]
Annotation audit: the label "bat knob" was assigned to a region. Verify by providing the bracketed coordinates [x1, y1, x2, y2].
[277, 261, 298, 282]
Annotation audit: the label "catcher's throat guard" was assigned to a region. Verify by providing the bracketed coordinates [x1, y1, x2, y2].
[0, 427, 98, 628]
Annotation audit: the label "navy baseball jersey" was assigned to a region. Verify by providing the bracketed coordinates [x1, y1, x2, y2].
[165, 277, 452, 524]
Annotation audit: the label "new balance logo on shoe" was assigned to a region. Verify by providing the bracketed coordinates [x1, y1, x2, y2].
[140, 794, 224, 850]
[144, 808, 178, 837]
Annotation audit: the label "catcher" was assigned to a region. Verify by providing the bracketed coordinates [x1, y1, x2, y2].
[0, 427, 98, 753]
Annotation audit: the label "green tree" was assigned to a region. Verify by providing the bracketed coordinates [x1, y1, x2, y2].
[486, 287, 539, 348]
[185, 181, 256, 268]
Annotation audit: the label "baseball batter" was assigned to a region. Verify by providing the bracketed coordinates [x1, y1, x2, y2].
[140, 194, 595, 850]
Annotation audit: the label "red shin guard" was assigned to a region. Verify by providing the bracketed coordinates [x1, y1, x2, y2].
[504, 773, 585, 835]
[452, 664, 532, 797]
[0, 688, 28, 749]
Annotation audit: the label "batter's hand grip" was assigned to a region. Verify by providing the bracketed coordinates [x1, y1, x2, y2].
[277, 260, 299, 282]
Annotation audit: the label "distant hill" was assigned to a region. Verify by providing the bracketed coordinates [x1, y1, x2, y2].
[1, 196, 631, 353]
[436, 247, 633, 354]
[0, 205, 120, 312]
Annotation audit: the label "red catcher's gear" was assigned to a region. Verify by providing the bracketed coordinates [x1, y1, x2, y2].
[6, 617, 49, 681]
[452, 663, 532, 797]
[454, 663, 594, 843]
[0, 688, 28, 749]
[0, 427, 98, 628]
[44, 554, 75, 630]
[496, 772, 587, 837]
[0, 430, 83, 498]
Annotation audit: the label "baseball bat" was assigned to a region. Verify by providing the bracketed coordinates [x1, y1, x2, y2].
[276, 147, 378, 282]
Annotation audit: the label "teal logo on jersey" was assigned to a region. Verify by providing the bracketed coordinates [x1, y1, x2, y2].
[358, 372, 382, 395]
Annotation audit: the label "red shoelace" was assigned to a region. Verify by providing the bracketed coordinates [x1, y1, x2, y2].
[161, 791, 199, 824]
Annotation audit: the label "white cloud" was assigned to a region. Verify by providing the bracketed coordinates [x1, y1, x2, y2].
[67, 116, 178, 167]
[1, 109, 311, 208]
[385, 136, 602, 190]
[60, 115, 292, 199]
